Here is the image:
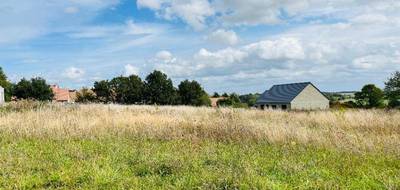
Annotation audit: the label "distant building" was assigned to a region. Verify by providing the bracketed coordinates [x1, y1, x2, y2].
[210, 97, 226, 108]
[0, 86, 4, 104]
[255, 82, 329, 110]
[50, 85, 76, 103]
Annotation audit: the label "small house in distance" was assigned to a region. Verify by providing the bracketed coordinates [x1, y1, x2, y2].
[51, 85, 76, 103]
[255, 82, 329, 110]
[0, 86, 4, 104]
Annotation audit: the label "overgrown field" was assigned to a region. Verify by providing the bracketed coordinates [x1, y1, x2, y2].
[0, 103, 399, 189]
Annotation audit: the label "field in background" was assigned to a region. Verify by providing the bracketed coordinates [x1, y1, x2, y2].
[0, 103, 399, 189]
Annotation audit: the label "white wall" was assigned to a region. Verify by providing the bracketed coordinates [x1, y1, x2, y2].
[0, 87, 4, 104]
[291, 84, 329, 110]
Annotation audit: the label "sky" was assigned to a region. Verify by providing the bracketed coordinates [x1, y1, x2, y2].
[1, 0, 400, 94]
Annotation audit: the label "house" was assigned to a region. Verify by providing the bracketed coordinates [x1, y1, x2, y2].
[255, 82, 329, 110]
[50, 85, 76, 103]
[0, 86, 4, 104]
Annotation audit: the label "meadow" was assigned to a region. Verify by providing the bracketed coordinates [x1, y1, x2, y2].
[0, 102, 399, 189]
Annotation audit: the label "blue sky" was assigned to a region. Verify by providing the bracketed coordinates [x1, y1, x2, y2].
[1, 0, 400, 94]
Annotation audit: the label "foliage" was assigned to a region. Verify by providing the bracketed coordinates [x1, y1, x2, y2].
[324, 92, 355, 102]
[355, 84, 385, 108]
[221, 93, 229, 97]
[13, 77, 54, 101]
[239, 93, 260, 107]
[144, 70, 177, 105]
[330, 100, 357, 109]
[0, 67, 12, 101]
[110, 75, 144, 104]
[217, 93, 248, 108]
[178, 80, 210, 106]
[76, 88, 97, 103]
[385, 71, 400, 108]
[212, 92, 220, 98]
[93, 80, 113, 103]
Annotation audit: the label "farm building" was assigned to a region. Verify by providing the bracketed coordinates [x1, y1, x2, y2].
[0, 86, 4, 104]
[256, 82, 329, 110]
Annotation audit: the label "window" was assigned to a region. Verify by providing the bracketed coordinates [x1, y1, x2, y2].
[272, 105, 277, 109]
[282, 105, 287, 110]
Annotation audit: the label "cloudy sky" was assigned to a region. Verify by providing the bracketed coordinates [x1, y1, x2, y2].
[1, 0, 400, 93]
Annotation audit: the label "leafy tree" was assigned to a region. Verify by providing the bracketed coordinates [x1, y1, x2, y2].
[222, 93, 229, 98]
[217, 93, 248, 108]
[30, 78, 54, 101]
[109, 75, 144, 104]
[0, 67, 12, 101]
[13, 78, 31, 100]
[199, 94, 212, 107]
[178, 80, 210, 106]
[212, 92, 220, 98]
[76, 88, 97, 103]
[93, 80, 113, 103]
[239, 93, 260, 107]
[355, 84, 385, 108]
[144, 70, 177, 105]
[384, 71, 400, 108]
[13, 77, 53, 101]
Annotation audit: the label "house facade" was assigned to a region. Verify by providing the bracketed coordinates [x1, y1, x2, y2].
[256, 82, 329, 110]
[0, 86, 4, 104]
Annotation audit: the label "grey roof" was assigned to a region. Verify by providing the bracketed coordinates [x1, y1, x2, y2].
[256, 82, 313, 104]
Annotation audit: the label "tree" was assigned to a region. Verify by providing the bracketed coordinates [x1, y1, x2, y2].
[13, 78, 33, 100]
[212, 92, 220, 98]
[239, 93, 260, 107]
[76, 88, 97, 103]
[144, 70, 177, 105]
[222, 93, 229, 98]
[355, 84, 385, 108]
[109, 75, 144, 104]
[0, 67, 12, 101]
[30, 78, 54, 101]
[217, 93, 248, 108]
[178, 80, 210, 106]
[13, 77, 53, 101]
[93, 80, 113, 103]
[385, 71, 400, 108]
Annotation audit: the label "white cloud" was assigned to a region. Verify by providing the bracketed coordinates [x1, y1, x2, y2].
[64, 67, 85, 80]
[155, 50, 175, 62]
[194, 48, 248, 68]
[124, 64, 140, 76]
[207, 29, 239, 45]
[352, 55, 397, 70]
[351, 14, 389, 25]
[68, 19, 163, 39]
[137, 0, 161, 10]
[245, 38, 305, 60]
[64, 7, 79, 14]
[0, 0, 120, 45]
[137, 0, 214, 30]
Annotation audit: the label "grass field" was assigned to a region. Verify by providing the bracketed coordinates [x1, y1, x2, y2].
[0, 102, 399, 189]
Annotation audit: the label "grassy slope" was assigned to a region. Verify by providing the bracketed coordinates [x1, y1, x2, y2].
[0, 137, 399, 189]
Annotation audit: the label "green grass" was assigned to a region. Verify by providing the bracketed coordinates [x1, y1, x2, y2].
[0, 136, 399, 189]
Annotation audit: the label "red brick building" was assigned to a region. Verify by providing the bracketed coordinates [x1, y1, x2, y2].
[50, 85, 76, 103]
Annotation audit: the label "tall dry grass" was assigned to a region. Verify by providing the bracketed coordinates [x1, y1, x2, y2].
[0, 102, 399, 154]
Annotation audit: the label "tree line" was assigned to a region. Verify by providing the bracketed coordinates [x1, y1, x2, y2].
[1, 66, 400, 109]
[0, 69, 211, 106]
[329, 71, 400, 109]
[76, 70, 211, 106]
